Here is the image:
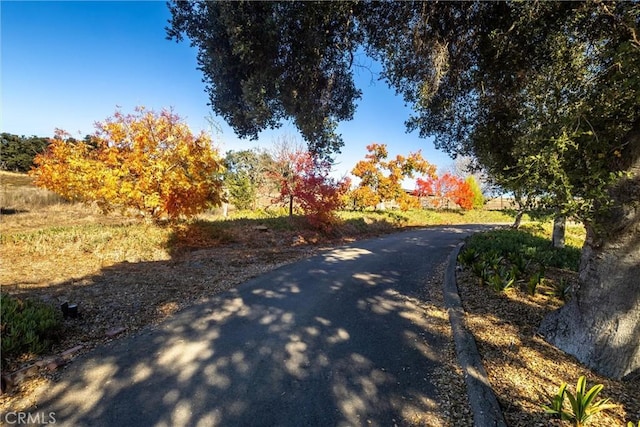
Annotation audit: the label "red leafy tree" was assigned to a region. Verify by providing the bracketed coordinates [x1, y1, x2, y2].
[272, 144, 348, 231]
[414, 173, 474, 210]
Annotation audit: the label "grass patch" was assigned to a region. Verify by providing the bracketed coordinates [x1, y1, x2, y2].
[460, 228, 582, 301]
[519, 221, 586, 249]
[1, 171, 67, 210]
[465, 229, 581, 271]
[338, 208, 516, 228]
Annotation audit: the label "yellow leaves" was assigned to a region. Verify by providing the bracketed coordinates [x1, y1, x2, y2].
[351, 143, 435, 210]
[30, 107, 225, 222]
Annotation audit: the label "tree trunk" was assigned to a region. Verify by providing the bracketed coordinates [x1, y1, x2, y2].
[552, 215, 566, 248]
[511, 211, 524, 229]
[289, 195, 294, 217]
[539, 123, 640, 380]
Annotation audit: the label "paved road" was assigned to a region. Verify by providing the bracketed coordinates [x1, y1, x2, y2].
[30, 225, 490, 427]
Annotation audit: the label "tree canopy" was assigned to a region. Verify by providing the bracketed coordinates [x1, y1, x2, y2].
[31, 107, 225, 221]
[0, 133, 50, 172]
[167, 1, 361, 159]
[223, 148, 274, 210]
[167, 1, 640, 378]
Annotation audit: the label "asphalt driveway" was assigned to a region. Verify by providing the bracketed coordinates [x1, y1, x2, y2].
[28, 225, 490, 427]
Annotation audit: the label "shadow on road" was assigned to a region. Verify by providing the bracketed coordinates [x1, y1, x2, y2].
[30, 227, 487, 426]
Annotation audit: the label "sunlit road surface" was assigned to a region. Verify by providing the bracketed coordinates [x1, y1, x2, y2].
[30, 225, 494, 427]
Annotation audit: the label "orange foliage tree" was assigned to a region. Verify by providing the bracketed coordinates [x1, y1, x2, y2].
[30, 107, 225, 221]
[414, 173, 474, 210]
[350, 143, 435, 210]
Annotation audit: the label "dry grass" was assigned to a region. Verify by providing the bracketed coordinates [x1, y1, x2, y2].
[1, 171, 66, 211]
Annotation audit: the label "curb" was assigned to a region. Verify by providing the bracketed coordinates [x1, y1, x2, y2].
[444, 242, 508, 427]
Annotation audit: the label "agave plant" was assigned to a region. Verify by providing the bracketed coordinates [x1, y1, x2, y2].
[527, 270, 544, 296]
[471, 260, 490, 286]
[542, 382, 568, 418]
[509, 251, 529, 276]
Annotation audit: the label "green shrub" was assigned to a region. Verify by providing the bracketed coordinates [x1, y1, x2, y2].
[488, 267, 517, 292]
[458, 247, 479, 266]
[1, 293, 62, 361]
[471, 260, 491, 286]
[509, 252, 529, 277]
[465, 229, 580, 271]
[528, 270, 544, 295]
[549, 277, 572, 301]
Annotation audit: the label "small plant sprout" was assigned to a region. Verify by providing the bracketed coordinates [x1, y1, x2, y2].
[545, 277, 572, 301]
[528, 270, 544, 296]
[471, 260, 491, 286]
[542, 382, 568, 419]
[486, 251, 504, 271]
[509, 252, 529, 276]
[542, 376, 618, 426]
[487, 267, 516, 292]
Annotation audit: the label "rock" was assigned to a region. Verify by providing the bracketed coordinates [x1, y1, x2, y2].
[105, 326, 126, 338]
[61, 345, 84, 359]
[46, 358, 66, 371]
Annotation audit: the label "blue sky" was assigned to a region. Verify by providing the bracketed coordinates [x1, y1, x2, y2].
[1, 1, 453, 180]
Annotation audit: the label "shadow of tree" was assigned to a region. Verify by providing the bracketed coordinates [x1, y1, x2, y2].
[24, 226, 488, 426]
[456, 267, 640, 426]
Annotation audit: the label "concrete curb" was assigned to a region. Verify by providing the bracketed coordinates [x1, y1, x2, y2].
[444, 242, 508, 427]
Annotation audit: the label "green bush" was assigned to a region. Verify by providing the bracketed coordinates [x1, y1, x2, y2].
[1, 293, 62, 361]
[465, 229, 580, 271]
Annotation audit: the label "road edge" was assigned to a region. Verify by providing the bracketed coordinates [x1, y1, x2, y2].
[444, 242, 508, 427]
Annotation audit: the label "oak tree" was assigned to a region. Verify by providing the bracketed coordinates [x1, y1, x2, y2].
[167, 1, 640, 378]
[363, 2, 640, 378]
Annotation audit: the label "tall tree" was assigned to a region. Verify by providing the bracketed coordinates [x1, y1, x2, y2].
[464, 176, 484, 210]
[361, 2, 640, 379]
[414, 173, 474, 211]
[167, 1, 640, 378]
[270, 136, 348, 229]
[0, 133, 49, 172]
[224, 148, 273, 210]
